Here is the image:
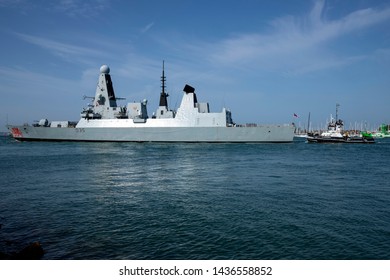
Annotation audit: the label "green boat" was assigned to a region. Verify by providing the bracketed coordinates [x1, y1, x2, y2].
[361, 131, 374, 138]
[372, 124, 390, 138]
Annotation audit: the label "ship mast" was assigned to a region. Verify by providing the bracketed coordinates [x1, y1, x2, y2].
[159, 60, 169, 108]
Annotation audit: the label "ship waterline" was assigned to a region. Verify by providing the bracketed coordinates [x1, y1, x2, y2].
[7, 64, 294, 143]
[8, 125, 293, 142]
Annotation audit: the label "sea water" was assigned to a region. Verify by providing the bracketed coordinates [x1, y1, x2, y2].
[0, 136, 389, 259]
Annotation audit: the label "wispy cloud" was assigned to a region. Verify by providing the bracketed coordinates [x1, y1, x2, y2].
[141, 22, 154, 33]
[51, 0, 110, 18]
[0, 0, 110, 17]
[12, 32, 112, 66]
[0, 66, 77, 95]
[0, 65, 90, 128]
[0, 0, 23, 7]
[15, 32, 103, 57]
[205, 0, 390, 74]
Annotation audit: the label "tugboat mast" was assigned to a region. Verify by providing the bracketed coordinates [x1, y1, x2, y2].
[159, 60, 169, 108]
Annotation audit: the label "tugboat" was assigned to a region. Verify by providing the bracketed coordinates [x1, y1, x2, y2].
[306, 104, 375, 144]
[7, 63, 295, 143]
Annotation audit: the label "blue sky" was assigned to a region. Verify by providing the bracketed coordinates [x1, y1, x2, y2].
[1, 0, 390, 131]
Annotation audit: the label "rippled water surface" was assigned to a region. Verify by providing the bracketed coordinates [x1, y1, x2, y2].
[1, 136, 389, 259]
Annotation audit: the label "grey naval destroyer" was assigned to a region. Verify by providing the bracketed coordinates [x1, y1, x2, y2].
[7, 64, 295, 142]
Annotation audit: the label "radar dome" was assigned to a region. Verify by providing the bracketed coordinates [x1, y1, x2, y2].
[100, 65, 110, 74]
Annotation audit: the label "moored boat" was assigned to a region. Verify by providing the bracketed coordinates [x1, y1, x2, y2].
[372, 124, 390, 138]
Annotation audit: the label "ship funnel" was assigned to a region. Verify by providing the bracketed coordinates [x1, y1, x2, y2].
[183, 84, 195, 94]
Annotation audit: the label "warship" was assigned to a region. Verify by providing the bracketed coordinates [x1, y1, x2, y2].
[7, 64, 295, 142]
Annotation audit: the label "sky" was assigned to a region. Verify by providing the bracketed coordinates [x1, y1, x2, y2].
[1, 0, 390, 131]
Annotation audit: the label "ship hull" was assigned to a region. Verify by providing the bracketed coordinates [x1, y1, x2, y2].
[306, 136, 375, 144]
[7, 125, 295, 143]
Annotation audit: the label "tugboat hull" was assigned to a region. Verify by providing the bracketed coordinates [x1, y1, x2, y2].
[307, 136, 375, 144]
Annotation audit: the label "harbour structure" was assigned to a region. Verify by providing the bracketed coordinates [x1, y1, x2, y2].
[7, 64, 295, 142]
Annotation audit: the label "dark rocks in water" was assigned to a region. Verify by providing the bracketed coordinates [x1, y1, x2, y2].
[15, 241, 45, 260]
[0, 251, 8, 259]
[0, 241, 44, 260]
